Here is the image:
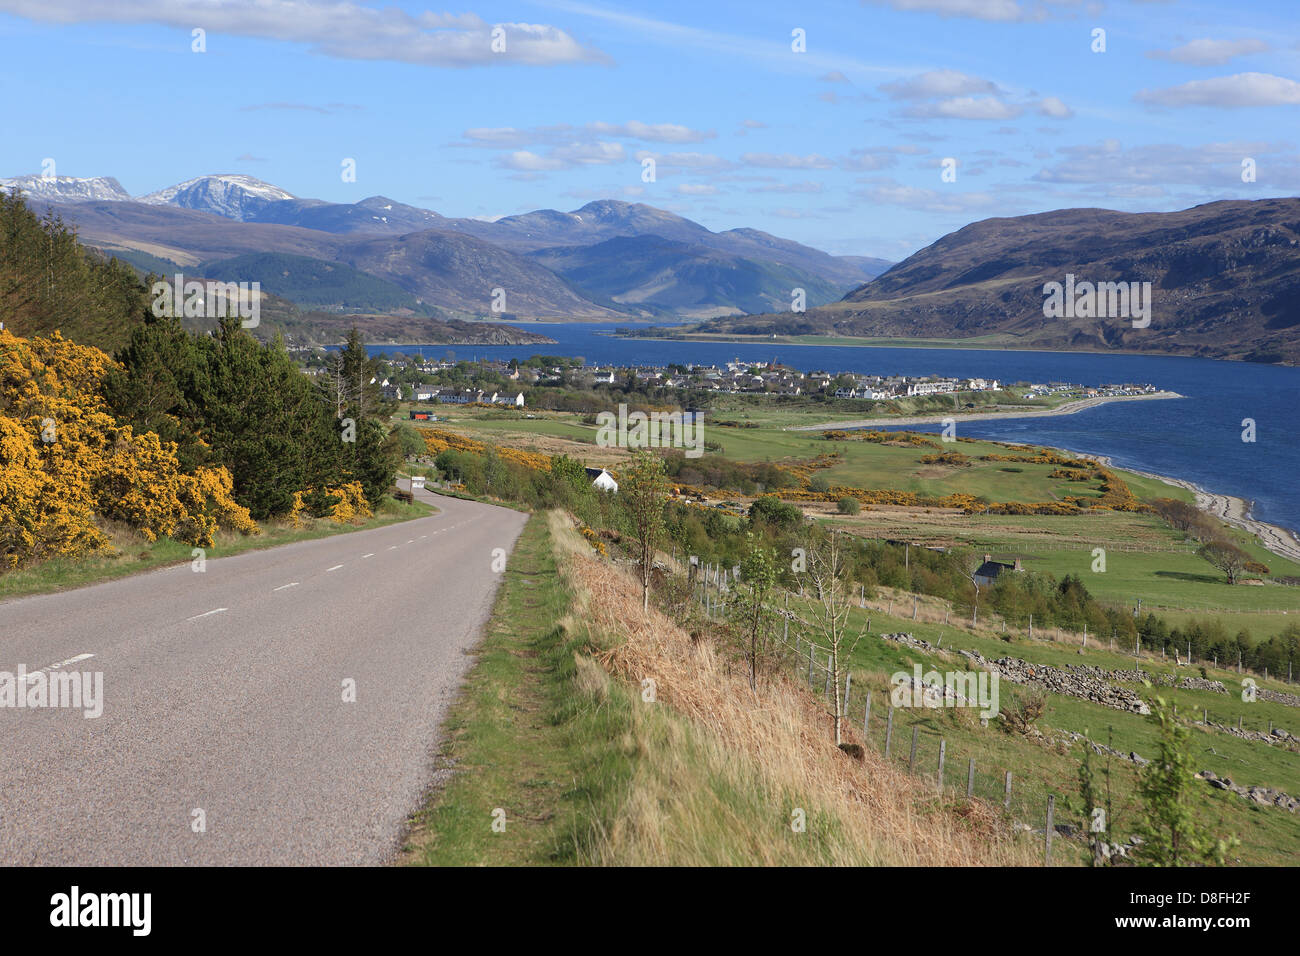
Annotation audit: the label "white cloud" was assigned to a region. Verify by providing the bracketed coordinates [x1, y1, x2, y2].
[0, 0, 606, 67]
[881, 69, 1001, 100]
[1136, 72, 1300, 108]
[748, 181, 824, 193]
[1033, 139, 1300, 188]
[855, 181, 997, 213]
[1036, 96, 1074, 118]
[863, 0, 1026, 22]
[588, 121, 716, 143]
[740, 152, 836, 169]
[902, 96, 1023, 120]
[1146, 38, 1269, 67]
[635, 151, 735, 170]
[675, 184, 718, 195]
[498, 141, 625, 170]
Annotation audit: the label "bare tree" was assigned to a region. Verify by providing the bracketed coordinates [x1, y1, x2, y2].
[804, 530, 867, 745]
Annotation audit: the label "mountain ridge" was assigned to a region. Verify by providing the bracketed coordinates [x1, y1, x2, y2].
[673, 198, 1300, 364]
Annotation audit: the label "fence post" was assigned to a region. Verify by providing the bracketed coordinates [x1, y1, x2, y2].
[807, 646, 814, 685]
[909, 725, 919, 772]
[1045, 795, 1055, 865]
[967, 757, 975, 800]
[864, 690, 872, 736]
[824, 655, 832, 699]
[1004, 771, 1012, 810]
[884, 707, 894, 758]
[843, 672, 852, 715]
[937, 739, 946, 794]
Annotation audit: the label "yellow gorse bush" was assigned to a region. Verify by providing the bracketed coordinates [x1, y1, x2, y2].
[286, 481, 373, 527]
[0, 328, 258, 568]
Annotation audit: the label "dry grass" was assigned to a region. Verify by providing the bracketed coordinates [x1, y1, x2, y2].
[546, 511, 1039, 866]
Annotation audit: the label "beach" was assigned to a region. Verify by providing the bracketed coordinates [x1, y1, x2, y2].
[787, 390, 1183, 432]
[1084, 455, 1300, 566]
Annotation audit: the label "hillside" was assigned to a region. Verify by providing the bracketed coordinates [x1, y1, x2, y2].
[196, 252, 431, 313]
[681, 198, 1300, 363]
[10, 175, 888, 319]
[528, 234, 847, 317]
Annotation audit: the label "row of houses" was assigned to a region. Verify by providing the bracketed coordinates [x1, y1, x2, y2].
[383, 382, 525, 406]
[833, 376, 1002, 401]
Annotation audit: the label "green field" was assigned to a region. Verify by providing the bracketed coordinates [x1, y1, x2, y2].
[419, 402, 1300, 641]
[776, 587, 1300, 865]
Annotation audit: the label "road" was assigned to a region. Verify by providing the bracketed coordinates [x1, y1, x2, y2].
[0, 486, 528, 865]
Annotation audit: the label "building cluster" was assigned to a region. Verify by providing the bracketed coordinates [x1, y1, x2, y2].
[1021, 382, 1161, 399]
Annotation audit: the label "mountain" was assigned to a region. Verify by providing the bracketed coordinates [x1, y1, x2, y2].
[246, 195, 446, 234]
[0, 175, 132, 203]
[528, 234, 847, 317]
[15, 172, 894, 319]
[336, 230, 624, 320]
[438, 200, 886, 286]
[195, 252, 431, 313]
[680, 198, 1300, 364]
[139, 174, 297, 220]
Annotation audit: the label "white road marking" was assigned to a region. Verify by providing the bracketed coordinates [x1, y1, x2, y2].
[362, 553, 375, 559]
[187, 608, 227, 621]
[20, 653, 95, 682]
[273, 583, 299, 591]
[388, 546, 398, 550]
[326, 564, 344, 572]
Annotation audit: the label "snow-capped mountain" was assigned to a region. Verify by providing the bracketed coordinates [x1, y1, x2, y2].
[138, 174, 296, 221]
[0, 174, 132, 203]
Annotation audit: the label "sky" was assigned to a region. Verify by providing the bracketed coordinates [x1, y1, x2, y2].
[1, 0, 1298, 260]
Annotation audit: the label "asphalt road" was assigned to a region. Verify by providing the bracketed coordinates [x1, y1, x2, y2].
[0, 486, 528, 865]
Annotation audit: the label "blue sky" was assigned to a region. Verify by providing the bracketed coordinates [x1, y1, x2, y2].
[1, 0, 1298, 259]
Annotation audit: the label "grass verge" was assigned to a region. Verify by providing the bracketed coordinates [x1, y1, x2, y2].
[401, 511, 1040, 866]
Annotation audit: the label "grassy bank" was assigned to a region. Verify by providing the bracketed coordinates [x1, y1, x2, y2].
[402, 511, 1040, 866]
[0, 496, 433, 603]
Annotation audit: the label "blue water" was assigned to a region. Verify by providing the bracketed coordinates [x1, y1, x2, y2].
[366, 324, 1300, 535]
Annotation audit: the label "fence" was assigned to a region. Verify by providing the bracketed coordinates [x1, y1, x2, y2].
[781, 644, 1068, 863]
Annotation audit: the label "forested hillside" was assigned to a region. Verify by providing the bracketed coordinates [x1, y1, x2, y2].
[0, 193, 149, 352]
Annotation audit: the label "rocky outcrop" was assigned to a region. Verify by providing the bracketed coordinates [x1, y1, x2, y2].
[959, 650, 1151, 715]
[1198, 771, 1300, 812]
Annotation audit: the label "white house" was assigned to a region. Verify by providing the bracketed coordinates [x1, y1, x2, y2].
[585, 467, 618, 493]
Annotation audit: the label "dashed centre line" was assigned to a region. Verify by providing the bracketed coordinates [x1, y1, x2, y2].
[186, 608, 227, 622]
[20, 653, 95, 683]
[273, 583, 299, 591]
[326, 564, 344, 572]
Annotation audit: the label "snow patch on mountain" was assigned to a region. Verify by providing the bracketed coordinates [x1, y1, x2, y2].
[0, 175, 132, 203]
[138, 174, 296, 221]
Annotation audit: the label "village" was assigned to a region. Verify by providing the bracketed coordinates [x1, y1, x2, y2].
[299, 350, 1161, 409]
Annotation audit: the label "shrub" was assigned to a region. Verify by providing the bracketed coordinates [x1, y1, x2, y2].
[837, 497, 860, 515]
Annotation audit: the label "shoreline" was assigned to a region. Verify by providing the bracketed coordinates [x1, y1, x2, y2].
[1082, 454, 1300, 567]
[782, 390, 1299, 565]
[785, 390, 1183, 431]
